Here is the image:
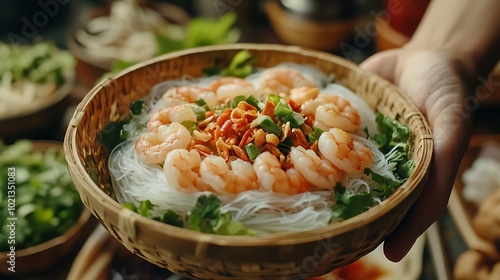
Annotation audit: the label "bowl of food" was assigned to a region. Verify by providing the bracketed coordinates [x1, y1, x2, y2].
[265, 1, 357, 51]
[449, 135, 500, 258]
[0, 140, 96, 274]
[0, 42, 75, 143]
[64, 44, 432, 279]
[67, 0, 239, 89]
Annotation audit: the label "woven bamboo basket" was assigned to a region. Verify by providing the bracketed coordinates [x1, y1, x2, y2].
[64, 44, 433, 279]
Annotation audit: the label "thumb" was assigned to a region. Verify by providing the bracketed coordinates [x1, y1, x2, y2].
[360, 49, 400, 83]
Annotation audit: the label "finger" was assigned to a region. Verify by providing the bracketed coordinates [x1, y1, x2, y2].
[359, 49, 400, 83]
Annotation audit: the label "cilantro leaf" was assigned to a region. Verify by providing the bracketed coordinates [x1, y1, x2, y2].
[138, 200, 155, 217]
[188, 195, 255, 235]
[331, 185, 375, 221]
[156, 210, 184, 228]
[373, 113, 410, 153]
[364, 168, 402, 199]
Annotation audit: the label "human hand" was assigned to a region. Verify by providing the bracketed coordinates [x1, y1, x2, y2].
[360, 48, 473, 262]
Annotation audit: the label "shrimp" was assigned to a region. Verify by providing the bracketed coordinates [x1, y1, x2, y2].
[199, 155, 259, 195]
[302, 94, 361, 132]
[209, 77, 256, 102]
[253, 152, 311, 194]
[289, 87, 320, 105]
[135, 122, 192, 164]
[147, 103, 196, 132]
[163, 86, 218, 108]
[318, 128, 373, 173]
[163, 149, 212, 193]
[260, 67, 316, 94]
[289, 146, 343, 190]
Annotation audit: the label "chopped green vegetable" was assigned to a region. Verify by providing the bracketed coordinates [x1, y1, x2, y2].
[246, 95, 261, 111]
[331, 184, 375, 221]
[227, 95, 247, 109]
[181, 120, 199, 133]
[190, 104, 207, 121]
[195, 99, 211, 111]
[282, 112, 305, 128]
[307, 126, 324, 146]
[220, 50, 255, 78]
[244, 143, 260, 162]
[258, 118, 282, 138]
[267, 94, 281, 105]
[188, 195, 255, 235]
[0, 140, 83, 251]
[274, 99, 293, 118]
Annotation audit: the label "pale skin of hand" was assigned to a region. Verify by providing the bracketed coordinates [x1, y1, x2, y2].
[361, 0, 500, 262]
[361, 48, 472, 262]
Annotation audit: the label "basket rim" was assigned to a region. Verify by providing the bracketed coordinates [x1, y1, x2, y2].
[64, 43, 433, 247]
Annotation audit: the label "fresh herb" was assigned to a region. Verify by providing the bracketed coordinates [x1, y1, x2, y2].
[219, 50, 255, 78]
[364, 168, 402, 199]
[331, 184, 375, 221]
[188, 195, 255, 235]
[373, 113, 410, 153]
[183, 12, 238, 48]
[0, 140, 83, 251]
[107, 12, 238, 75]
[130, 100, 144, 115]
[371, 113, 414, 180]
[100, 100, 146, 151]
[155, 210, 184, 228]
[123, 201, 184, 228]
[99, 121, 129, 151]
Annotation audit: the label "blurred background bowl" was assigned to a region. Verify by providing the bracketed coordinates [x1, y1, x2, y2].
[265, 1, 357, 51]
[67, 1, 191, 89]
[0, 141, 97, 274]
[0, 73, 74, 144]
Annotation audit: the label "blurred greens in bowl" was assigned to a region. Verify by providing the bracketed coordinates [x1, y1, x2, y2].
[0, 140, 94, 274]
[0, 42, 75, 142]
[67, 0, 240, 87]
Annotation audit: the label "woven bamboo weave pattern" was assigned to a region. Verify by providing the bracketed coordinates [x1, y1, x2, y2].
[64, 44, 433, 279]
